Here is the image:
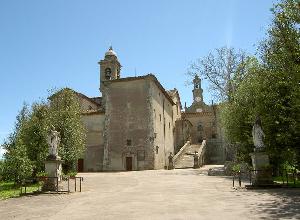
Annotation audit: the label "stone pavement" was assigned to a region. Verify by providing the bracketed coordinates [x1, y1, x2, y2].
[0, 167, 299, 220]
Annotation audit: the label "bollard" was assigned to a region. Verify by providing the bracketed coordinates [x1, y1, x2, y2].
[56, 177, 59, 193]
[80, 178, 82, 192]
[238, 171, 241, 187]
[68, 178, 70, 193]
[232, 176, 235, 187]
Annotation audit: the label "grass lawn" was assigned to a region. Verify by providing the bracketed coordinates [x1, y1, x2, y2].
[273, 176, 300, 187]
[0, 181, 40, 200]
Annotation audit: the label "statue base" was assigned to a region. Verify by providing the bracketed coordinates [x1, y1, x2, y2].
[249, 151, 273, 186]
[193, 157, 200, 169]
[42, 159, 63, 191]
[168, 162, 174, 170]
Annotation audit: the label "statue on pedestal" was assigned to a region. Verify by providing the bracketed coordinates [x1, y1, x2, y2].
[43, 126, 63, 191]
[252, 116, 265, 151]
[249, 116, 273, 186]
[47, 126, 61, 160]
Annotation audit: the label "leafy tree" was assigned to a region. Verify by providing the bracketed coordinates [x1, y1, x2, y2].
[0, 160, 4, 180]
[2, 104, 33, 183]
[21, 103, 49, 174]
[188, 47, 249, 102]
[259, 0, 300, 168]
[220, 58, 262, 163]
[221, 0, 300, 169]
[1, 88, 86, 180]
[48, 88, 86, 172]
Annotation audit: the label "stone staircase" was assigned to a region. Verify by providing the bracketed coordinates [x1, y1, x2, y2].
[174, 144, 202, 169]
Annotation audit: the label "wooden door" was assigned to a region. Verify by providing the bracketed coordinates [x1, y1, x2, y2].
[77, 159, 84, 172]
[126, 157, 132, 171]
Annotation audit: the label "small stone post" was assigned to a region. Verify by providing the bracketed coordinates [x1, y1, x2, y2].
[193, 151, 199, 169]
[168, 152, 174, 170]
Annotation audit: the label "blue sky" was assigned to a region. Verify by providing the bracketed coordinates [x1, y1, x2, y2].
[0, 0, 276, 158]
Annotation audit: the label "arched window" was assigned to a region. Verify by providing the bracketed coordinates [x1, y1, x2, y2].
[197, 122, 203, 131]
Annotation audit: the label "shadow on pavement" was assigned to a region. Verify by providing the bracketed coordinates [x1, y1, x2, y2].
[252, 189, 300, 219]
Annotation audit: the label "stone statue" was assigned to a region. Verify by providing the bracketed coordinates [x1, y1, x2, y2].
[47, 126, 61, 159]
[168, 152, 174, 170]
[252, 116, 265, 151]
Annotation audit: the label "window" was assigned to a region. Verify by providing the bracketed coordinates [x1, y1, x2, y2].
[126, 139, 132, 146]
[159, 114, 161, 122]
[212, 134, 217, 139]
[169, 122, 171, 129]
[197, 122, 203, 131]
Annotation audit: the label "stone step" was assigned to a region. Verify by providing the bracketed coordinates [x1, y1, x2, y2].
[174, 144, 202, 169]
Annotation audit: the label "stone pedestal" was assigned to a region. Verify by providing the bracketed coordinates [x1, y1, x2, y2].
[250, 152, 273, 185]
[193, 155, 199, 169]
[42, 159, 63, 191]
[168, 159, 174, 170]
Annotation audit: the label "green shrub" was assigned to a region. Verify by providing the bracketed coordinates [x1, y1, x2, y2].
[66, 171, 77, 177]
[0, 160, 4, 181]
[36, 171, 48, 177]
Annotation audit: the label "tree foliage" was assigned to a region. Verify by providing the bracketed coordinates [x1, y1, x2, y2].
[188, 47, 248, 102]
[221, 0, 300, 169]
[21, 103, 49, 174]
[1, 88, 86, 181]
[48, 88, 86, 172]
[2, 104, 33, 183]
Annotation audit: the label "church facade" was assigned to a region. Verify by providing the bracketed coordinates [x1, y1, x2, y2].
[74, 47, 224, 172]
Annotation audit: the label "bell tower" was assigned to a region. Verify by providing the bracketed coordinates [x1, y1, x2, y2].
[98, 46, 121, 93]
[192, 75, 203, 103]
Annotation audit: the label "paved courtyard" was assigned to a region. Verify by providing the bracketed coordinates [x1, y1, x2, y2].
[0, 166, 299, 220]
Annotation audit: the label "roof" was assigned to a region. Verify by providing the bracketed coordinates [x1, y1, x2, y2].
[182, 112, 215, 117]
[81, 110, 105, 115]
[105, 46, 117, 57]
[90, 97, 102, 105]
[167, 89, 182, 110]
[48, 88, 102, 109]
[103, 74, 175, 105]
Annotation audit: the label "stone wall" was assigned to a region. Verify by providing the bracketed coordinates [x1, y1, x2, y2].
[184, 112, 217, 144]
[174, 119, 192, 153]
[149, 80, 175, 169]
[82, 113, 105, 171]
[79, 97, 99, 111]
[103, 78, 154, 171]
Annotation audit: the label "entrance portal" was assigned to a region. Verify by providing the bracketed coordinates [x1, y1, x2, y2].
[125, 157, 133, 171]
[77, 158, 84, 172]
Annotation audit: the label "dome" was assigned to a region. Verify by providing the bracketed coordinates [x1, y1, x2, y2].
[105, 46, 117, 57]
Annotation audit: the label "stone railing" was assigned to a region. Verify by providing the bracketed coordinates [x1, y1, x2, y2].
[198, 140, 207, 167]
[173, 141, 191, 164]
